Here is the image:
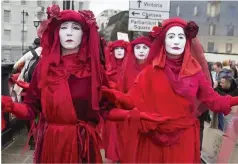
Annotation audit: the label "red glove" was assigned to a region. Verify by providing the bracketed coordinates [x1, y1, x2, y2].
[102, 86, 134, 110]
[108, 108, 140, 121]
[2, 96, 29, 119]
[16, 80, 30, 89]
[2, 96, 14, 113]
[9, 73, 20, 84]
[230, 97, 238, 107]
[108, 81, 118, 89]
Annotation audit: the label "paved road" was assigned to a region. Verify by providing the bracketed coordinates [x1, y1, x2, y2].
[2, 130, 33, 163]
[1, 129, 109, 163]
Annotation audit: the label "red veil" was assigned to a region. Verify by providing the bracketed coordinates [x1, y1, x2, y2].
[105, 40, 130, 83]
[117, 36, 153, 93]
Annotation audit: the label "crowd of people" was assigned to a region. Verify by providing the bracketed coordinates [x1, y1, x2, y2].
[210, 61, 238, 132]
[1, 5, 238, 163]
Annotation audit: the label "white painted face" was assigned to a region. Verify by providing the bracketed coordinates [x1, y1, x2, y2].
[114, 47, 125, 59]
[59, 21, 83, 50]
[134, 44, 150, 60]
[165, 26, 186, 56]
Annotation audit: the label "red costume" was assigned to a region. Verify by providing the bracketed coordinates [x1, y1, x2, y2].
[118, 36, 153, 93]
[2, 5, 108, 163]
[102, 17, 238, 163]
[103, 40, 129, 161]
[105, 40, 129, 84]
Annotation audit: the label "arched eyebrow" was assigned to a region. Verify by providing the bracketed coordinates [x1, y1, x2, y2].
[72, 23, 81, 27]
[178, 33, 185, 36]
[61, 22, 68, 26]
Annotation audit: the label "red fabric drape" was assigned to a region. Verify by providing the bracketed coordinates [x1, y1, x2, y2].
[118, 66, 201, 163]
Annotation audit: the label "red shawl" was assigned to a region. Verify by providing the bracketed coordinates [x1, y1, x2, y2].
[38, 6, 102, 111]
[105, 40, 129, 83]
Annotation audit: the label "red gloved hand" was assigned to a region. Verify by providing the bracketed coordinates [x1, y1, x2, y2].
[101, 86, 124, 103]
[230, 97, 238, 107]
[1, 96, 29, 119]
[16, 80, 30, 89]
[9, 73, 20, 84]
[108, 81, 118, 89]
[2, 96, 14, 113]
[101, 86, 134, 110]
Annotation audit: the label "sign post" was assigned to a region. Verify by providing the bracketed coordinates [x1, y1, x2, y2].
[128, 0, 170, 32]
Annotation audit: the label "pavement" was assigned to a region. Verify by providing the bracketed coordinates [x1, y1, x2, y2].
[1, 129, 109, 163]
[1, 129, 33, 163]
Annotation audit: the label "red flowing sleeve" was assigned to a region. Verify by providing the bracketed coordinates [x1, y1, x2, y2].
[23, 64, 42, 118]
[197, 71, 232, 115]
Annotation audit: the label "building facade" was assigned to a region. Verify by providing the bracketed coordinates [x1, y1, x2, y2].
[170, 1, 238, 55]
[1, 0, 90, 63]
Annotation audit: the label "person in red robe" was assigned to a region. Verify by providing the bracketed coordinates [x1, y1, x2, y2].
[1, 5, 158, 163]
[103, 40, 129, 162]
[101, 17, 238, 163]
[2, 5, 106, 163]
[105, 40, 129, 84]
[118, 36, 153, 93]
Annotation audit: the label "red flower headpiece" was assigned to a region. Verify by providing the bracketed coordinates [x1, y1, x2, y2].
[147, 18, 199, 39]
[148, 26, 162, 39]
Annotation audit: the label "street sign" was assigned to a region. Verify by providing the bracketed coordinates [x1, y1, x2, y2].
[129, 1, 170, 12]
[129, 10, 169, 20]
[128, 18, 158, 32]
[128, 0, 170, 32]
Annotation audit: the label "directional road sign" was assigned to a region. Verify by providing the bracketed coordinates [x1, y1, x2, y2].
[129, 10, 169, 20]
[129, 1, 170, 12]
[128, 0, 170, 32]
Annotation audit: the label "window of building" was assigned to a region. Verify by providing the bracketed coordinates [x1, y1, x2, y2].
[37, 0, 44, 7]
[4, 30, 11, 40]
[4, 10, 11, 23]
[207, 2, 220, 17]
[209, 24, 216, 35]
[21, 30, 27, 41]
[207, 42, 214, 52]
[21, 0, 26, 5]
[2, 49, 11, 62]
[207, 3, 211, 16]
[194, 6, 198, 16]
[176, 6, 180, 16]
[79, 2, 83, 10]
[229, 6, 237, 17]
[227, 25, 234, 36]
[226, 43, 232, 53]
[52, 0, 57, 4]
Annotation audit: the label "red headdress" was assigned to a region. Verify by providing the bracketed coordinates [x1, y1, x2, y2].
[105, 40, 130, 73]
[118, 36, 153, 92]
[37, 5, 102, 110]
[151, 17, 203, 78]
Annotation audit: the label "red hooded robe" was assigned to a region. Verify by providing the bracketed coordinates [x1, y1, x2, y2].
[105, 18, 235, 163]
[102, 40, 129, 161]
[4, 6, 107, 163]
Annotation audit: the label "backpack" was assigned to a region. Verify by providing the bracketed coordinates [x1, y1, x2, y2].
[23, 46, 40, 83]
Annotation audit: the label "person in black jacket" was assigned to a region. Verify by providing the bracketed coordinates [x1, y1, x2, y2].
[215, 68, 238, 132]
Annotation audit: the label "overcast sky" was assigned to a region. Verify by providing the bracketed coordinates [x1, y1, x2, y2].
[89, 0, 129, 16]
